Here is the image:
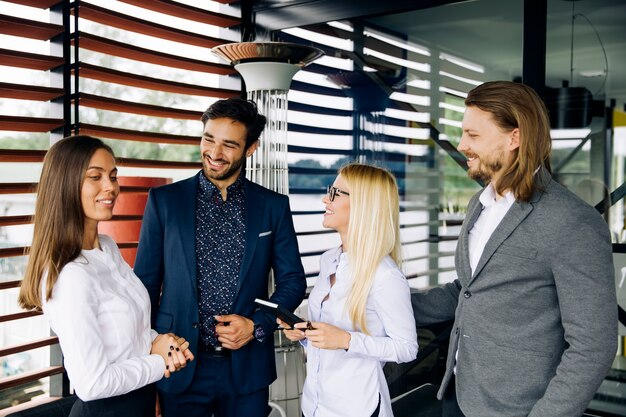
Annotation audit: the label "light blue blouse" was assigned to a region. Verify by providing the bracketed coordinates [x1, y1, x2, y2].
[301, 247, 418, 417]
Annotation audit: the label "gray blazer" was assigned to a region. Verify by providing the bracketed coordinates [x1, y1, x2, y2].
[412, 168, 617, 417]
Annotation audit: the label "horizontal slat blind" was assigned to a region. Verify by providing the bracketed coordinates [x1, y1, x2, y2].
[275, 26, 355, 283]
[279, 20, 490, 288]
[0, 0, 243, 412]
[1, 1, 63, 408]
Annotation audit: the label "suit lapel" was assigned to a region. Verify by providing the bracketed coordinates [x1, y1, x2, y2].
[458, 195, 483, 284]
[469, 167, 550, 283]
[178, 174, 199, 297]
[236, 180, 264, 294]
[470, 200, 533, 284]
[461, 167, 550, 285]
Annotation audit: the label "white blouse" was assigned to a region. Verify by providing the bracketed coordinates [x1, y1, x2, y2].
[301, 247, 418, 417]
[42, 235, 165, 401]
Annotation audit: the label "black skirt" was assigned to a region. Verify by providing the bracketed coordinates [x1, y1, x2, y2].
[68, 383, 156, 417]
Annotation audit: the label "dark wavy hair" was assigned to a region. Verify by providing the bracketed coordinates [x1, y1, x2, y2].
[201, 98, 267, 149]
[465, 81, 552, 202]
[19, 135, 114, 310]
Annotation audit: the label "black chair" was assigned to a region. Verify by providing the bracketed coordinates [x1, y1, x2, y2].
[391, 383, 441, 417]
[385, 320, 453, 399]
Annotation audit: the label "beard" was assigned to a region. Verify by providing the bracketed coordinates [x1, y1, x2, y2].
[465, 146, 506, 183]
[202, 152, 246, 182]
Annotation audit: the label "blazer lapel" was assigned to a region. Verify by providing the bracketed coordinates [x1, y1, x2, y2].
[469, 167, 550, 283]
[236, 180, 264, 293]
[470, 200, 533, 284]
[458, 195, 483, 284]
[177, 174, 199, 297]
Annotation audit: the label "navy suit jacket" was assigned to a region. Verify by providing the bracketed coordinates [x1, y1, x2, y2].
[134, 172, 306, 394]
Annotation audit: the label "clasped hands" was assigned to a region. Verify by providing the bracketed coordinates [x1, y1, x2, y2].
[151, 333, 195, 378]
[278, 318, 351, 350]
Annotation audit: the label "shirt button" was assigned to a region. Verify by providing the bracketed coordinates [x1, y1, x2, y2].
[463, 291, 472, 299]
[192, 322, 199, 329]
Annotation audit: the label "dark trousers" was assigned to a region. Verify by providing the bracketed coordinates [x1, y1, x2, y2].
[442, 376, 466, 417]
[69, 383, 156, 417]
[159, 352, 270, 417]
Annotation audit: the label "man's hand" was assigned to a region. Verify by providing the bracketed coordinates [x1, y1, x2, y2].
[214, 314, 254, 350]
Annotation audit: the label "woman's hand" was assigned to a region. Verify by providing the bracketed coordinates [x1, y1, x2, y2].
[172, 335, 194, 364]
[277, 318, 307, 342]
[298, 322, 351, 350]
[151, 333, 194, 377]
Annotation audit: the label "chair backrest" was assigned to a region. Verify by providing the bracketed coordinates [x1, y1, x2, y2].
[391, 383, 441, 417]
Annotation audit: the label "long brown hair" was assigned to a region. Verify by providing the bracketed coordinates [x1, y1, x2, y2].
[18, 136, 115, 310]
[465, 81, 552, 202]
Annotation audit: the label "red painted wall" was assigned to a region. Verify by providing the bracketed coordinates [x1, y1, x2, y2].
[99, 176, 171, 267]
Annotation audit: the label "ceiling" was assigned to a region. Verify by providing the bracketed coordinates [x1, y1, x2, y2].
[368, 0, 626, 109]
[253, 0, 626, 110]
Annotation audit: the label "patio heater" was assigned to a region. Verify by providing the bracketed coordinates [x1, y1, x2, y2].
[211, 42, 324, 194]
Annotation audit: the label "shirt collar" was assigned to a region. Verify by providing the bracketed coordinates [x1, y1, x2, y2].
[198, 170, 245, 198]
[328, 246, 344, 265]
[480, 183, 515, 208]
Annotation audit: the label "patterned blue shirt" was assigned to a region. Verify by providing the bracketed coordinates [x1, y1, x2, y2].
[196, 172, 246, 349]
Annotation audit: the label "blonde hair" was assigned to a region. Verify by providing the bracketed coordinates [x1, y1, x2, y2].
[339, 163, 401, 334]
[18, 136, 114, 310]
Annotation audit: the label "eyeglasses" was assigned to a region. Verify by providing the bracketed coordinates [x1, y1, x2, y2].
[326, 185, 350, 202]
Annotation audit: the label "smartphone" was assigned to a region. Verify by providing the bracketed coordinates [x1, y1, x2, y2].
[254, 298, 311, 329]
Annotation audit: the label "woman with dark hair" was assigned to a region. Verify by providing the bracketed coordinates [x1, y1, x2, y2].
[18, 135, 193, 417]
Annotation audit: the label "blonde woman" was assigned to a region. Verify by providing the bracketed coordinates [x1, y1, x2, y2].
[280, 163, 418, 417]
[18, 136, 193, 417]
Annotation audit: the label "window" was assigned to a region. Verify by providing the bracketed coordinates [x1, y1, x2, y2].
[0, 0, 241, 410]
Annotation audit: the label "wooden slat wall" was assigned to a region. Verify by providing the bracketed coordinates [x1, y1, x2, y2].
[3, 0, 62, 8]
[0, 14, 64, 40]
[75, 63, 238, 97]
[75, 32, 234, 74]
[74, 2, 228, 48]
[0, 0, 242, 412]
[118, 0, 240, 27]
[0, 49, 64, 71]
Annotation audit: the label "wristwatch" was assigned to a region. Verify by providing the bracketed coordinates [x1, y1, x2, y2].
[253, 323, 265, 343]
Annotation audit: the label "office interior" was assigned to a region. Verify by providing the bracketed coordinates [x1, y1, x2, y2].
[1, 0, 625, 415]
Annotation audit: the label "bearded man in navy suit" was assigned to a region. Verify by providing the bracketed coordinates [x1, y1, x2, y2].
[135, 98, 306, 417]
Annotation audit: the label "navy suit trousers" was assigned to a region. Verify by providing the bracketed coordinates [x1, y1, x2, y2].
[159, 351, 270, 417]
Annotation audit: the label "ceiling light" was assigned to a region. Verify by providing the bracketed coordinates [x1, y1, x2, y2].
[439, 52, 484, 73]
[550, 128, 591, 139]
[580, 70, 606, 78]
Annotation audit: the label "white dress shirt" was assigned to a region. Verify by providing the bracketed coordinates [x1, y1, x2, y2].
[42, 235, 165, 401]
[301, 247, 418, 417]
[468, 184, 515, 273]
